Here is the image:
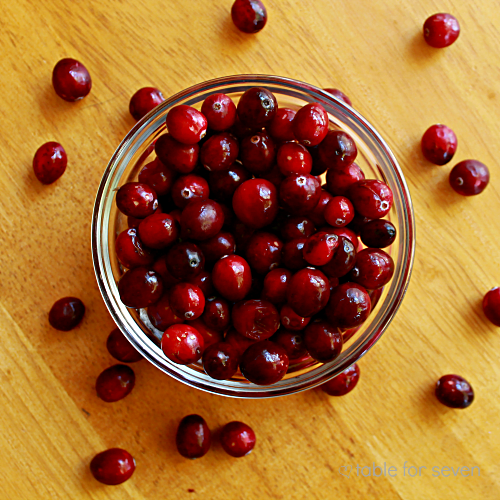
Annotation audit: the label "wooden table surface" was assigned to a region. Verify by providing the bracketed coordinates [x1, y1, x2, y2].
[1, 0, 500, 498]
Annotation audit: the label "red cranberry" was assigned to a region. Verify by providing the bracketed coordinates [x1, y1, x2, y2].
[321, 236, 357, 278]
[118, 267, 163, 308]
[166, 105, 207, 144]
[304, 321, 343, 363]
[240, 340, 289, 385]
[166, 242, 205, 280]
[483, 288, 500, 326]
[107, 328, 143, 363]
[327, 227, 359, 248]
[306, 190, 333, 226]
[266, 108, 296, 142]
[324, 196, 355, 227]
[325, 283, 371, 329]
[220, 421, 256, 457]
[237, 87, 277, 127]
[231, 0, 267, 33]
[232, 179, 278, 229]
[323, 88, 352, 106]
[261, 268, 292, 305]
[240, 132, 276, 175]
[168, 283, 205, 321]
[292, 103, 329, 147]
[202, 297, 231, 331]
[348, 179, 393, 219]
[325, 162, 365, 196]
[187, 270, 214, 297]
[449, 160, 489, 196]
[245, 232, 283, 274]
[189, 319, 224, 348]
[138, 158, 176, 196]
[52, 58, 92, 101]
[212, 255, 252, 301]
[273, 329, 308, 360]
[49, 297, 85, 331]
[348, 249, 394, 289]
[225, 327, 258, 356]
[281, 216, 315, 241]
[231, 220, 256, 251]
[279, 174, 321, 214]
[232, 300, 279, 340]
[202, 342, 239, 380]
[155, 134, 199, 174]
[129, 87, 165, 120]
[230, 114, 263, 139]
[317, 130, 357, 169]
[200, 133, 239, 171]
[280, 304, 310, 331]
[423, 13, 460, 48]
[198, 231, 236, 263]
[96, 364, 135, 402]
[33, 142, 67, 184]
[201, 93, 237, 131]
[171, 174, 209, 209]
[287, 268, 330, 317]
[176, 414, 211, 459]
[208, 164, 251, 202]
[137, 213, 178, 250]
[161, 324, 204, 364]
[281, 238, 308, 270]
[421, 124, 458, 165]
[90, 448, 135, 485]
[360, 219, 397, 248]
[180, 199, 224, 240]
[116, 182, 158, 218]
[302, 232, 339, 266]
[115, 228, 154, 269]
[277, 142, 312, 176]
[152, 255, 181, 288]
[435, 374, 474, 409]
[321, 363, 360, 396]
[147, 293, 184, 331]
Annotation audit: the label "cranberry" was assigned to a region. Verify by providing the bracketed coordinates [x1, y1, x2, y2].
[212, 255, 252, 301]
[202, 342, 239, 380]
[161, 324, 204, 364]
[166, 242, 205, 280]
[261, 268, 292, 305]
[90, 448, 135, 485]
[449, 160, 489, 196]
[423, 13, 460, 48]
[201, 93, 237, 131]
[198, 231, 236, 263]
[321, 236, 357, 278]
[33, 142, 67, 184]
[421, 124, 458, 165]
[435, 374, 473, 409]
[323, 88, 352, 106]
[237, 87, 277, 127]
[176, 414, 211, 459]
[281, 238, 307, 270]
[482, 288, 500, 326]
[189, 269, 215, 295]
[324, 196, 355, 227]
[48, 297, 85, 331]
[230, 114, 262, 139]
[200, 133, 239, 171]
[168, 283, 205, 321]
[317, 130, 357, 169]
[220, 421, 256, 457]
[240, 340, 289, 385]
[107, 328, 143, 363]
[180, 199, 224, 240]
[348, 179, 393, 219]
[127, 216, 141, 229]
[287, 268, 330, 317]
[152, 255, 181, 288]
[273, 329, 308, 360]
[245, 232, 283, 274]
[360, 219, 397, 248]
[266, 108, 296, 142]
[189, 319, 224, 348]
[302, 232, 339, 266]
[304, 321, 343, 363]
[231, 220, 256, 251]
[292, 103, 329, 147]
[225, 327, 258, 356]
[280, 304, 310, 331]
[115, 228, 154, 269]
[116, 182, 158, 218]
[135, 213, 177, 250]
[52, 58, 92, 101]
[231, 0, 267, 33]
[279, 174, 321, 215]
[281, 216, 315, 241]
[232, 299, 279, 340]
[260, 163, 285, 189]
[138, 158, 176, 196]
[166, 105, 207, 144]
[129, 87, 165, 120]
[171, 174, 209, 209]
[240, 132, 276, 175]
[96, 364, 135, 402]
[307, 190, 333, 227]
[147, 293, 184, 331]
[155, 134, 199, 174]
[325, 283, 371, 329]
[277, 142, 312, 176]
[202, 297, 231, 331]
[208, 164, 251, 202]
[321, 363, 360, 396]
[118, 267, 163, 308]
[325, 162, 365, 196]
[232, 179, 278, 229]
[327, 227, 359, 248]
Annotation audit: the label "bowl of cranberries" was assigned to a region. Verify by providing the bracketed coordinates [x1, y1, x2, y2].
[92, 75, 415, 397]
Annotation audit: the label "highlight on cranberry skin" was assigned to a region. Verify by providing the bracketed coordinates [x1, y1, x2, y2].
[423, 13, 460, 48]
[231, 0, 267, 34]
[435, 374, 474, 409]
[33, 142, 67, 184]
[52, 58, 92, 101]
[176, 414, 211, 459]
[129, 87, 165, 121]
[321, 363, 360, 396]
[166, 105, 207, 145]
[220, 421, 256, 457]
[483, 288, 500, 326]
[48, 297, 85, 331]
[90, 448, 136, 485]
[421, 124, 457, 165]
[449, 160, 489, 196]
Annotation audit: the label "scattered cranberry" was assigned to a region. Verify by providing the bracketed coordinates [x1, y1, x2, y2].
[348, 179, 393, 219]
[240, 340, 289, 385]
[279, 174, 321, 215]
[325, 283, 371, 329]
[161, 324, 204, 364]
[323, 88, 352, 106]
[201, 93, 237, 131]
[138, 158, 176, 195]
[231, 0, 267, 33]
[176, 414, 211, 459]
[348, 248, 394, 289]
[421, 124, 458, 165]
[273, 329, 308, 360]
[304, 321, 343, 363]
[118, 267, 163, 308]
[287, 268, 330, 317]
[96, 364, 135, 402]
[129, 87, 165, 120]
[240, 132, 276, 175]
[302, 232, 339, 266]
[116, 182, 158, 218]
[483, 288, 500, 326]
[232, 299, 280, 340]
[277, 142, 312, 176]
[220, 421, 256, 457]
[33, 142, 67, 184]
[435, 374, 474, 409]
[318, 130, 357, 170]
[165, 242, 205, 280]
[171, 174, 209, 209]
[107, 328, 143, 363]
[360, 219, 397, 248]
[52, 58, 92, 101]
[90, 448, 135, 485]
[449, 160, 489, 196]
[321, 363, 360, 396]
[245, 232, 283, 274]
[237, 87, 277, 127]
[267, 108, 296, 142]
[180, 199, 224, 240]
[49, 297, 85, 331]
[212, 255, 252, 301]
[166, 105, 207, 145]
[202, 342, 239, 380]
[115, 228, 155, 270]
[423, 13, 460, 48]
[261, 268, 292, 305]
[147, 293, 184, 331]
[324, 196, 355, 227]
[200, 133, 239, 171]
[292, 103, 329, 147]
[325, 162, 365, 196]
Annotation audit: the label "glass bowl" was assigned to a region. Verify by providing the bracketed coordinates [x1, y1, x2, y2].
[92, 74, 415, 398]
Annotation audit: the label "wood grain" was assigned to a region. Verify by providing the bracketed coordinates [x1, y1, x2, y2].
[1, 0, 500, 498]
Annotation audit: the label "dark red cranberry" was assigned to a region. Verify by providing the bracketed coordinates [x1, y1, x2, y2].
[240, 341, 289, 385]
[96, 364, 135, 402]
[304, 321, 343, 363]
[90, 448, 135, 485]
[346, 215, 370, 237]
[292, 103, 329, 147]
[225, 327, 258, 356]
[232, 300, 279, 340]
[201, 93, 237, 131]
[347, 249, 394, 289]
[482, 288, 500, 326]
[166, 105, 207, 144]
[202, 297, 231, 331]
[232, 179, 278, 229]
[281, 238, 308, 270]
[180, 199, 224, 240]
[115, 228, 154, 269]
[240, 132, 276, 175]
[161, 324, 204, 364]
[187, 270, 214, 297]
[327, 227, 359, 248]
[116, 182, 158, 218]
[348, 179, 393, 219]
[48, 297, 85, 331]
[261, 268, 292, 305]
[189, 319, 224, 348]
[171, 174, 209, 209]
[287, 268, 330, 317]
[127, 216, 141, 229]
[421, 124, 458, 165]
[154, 134, 199, 174]
[307, 190, 333, 226]
[321, 236, 357, 278]
[325, 162, 365, 196]
[198, 231, 236, 263]
[202, 342, 239, 380]
[325, 282, 371, 329]
[317, 130, 357, 169]
[52, 58, 92, 101]
[266, 108, 296, 142]
[321, 363, 360, 396]
[280, 304, 310, 331]
[118, 267, 163, 308]
[324, 196, 355, 227]
[230, 114, 263, 139]
[231, 220, 256, 251]
[449, 160, 489, 196]
[138, 158, 176, 196]
[368, 287, 383, 310]
[33, 142, 67, 184]
[220, 421, 256, 457]
[245, 232, 283, 274]
[273, 329, 308, 360]
[107, 328, 143, 362]
[152, 255, 180, 288]
[176, 414, 211, 459]
[302, 232, 339, 266]
[147, 293, 183, 331]
[200, 133, 239, 171]
[281, 216, 315, 241]
[323, 88, 352, 106]
[360, 219, 397, 248]
[212, 255, 252, 301]
[208, 164, 251, 202]
[279, 174, 321, 215]
[277, 142, 312, 176]
[129, 87, 165, 120]
[165, 242, 205, 280]
[231, 0, 267, 33]
[168, 283, 205, 321]
[423, 13, 460, 48]
[137, 212, 178, 250]
[435, 374, 473, 409]
[257, 164, 284, 189]
[237, 87, 277, 127]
